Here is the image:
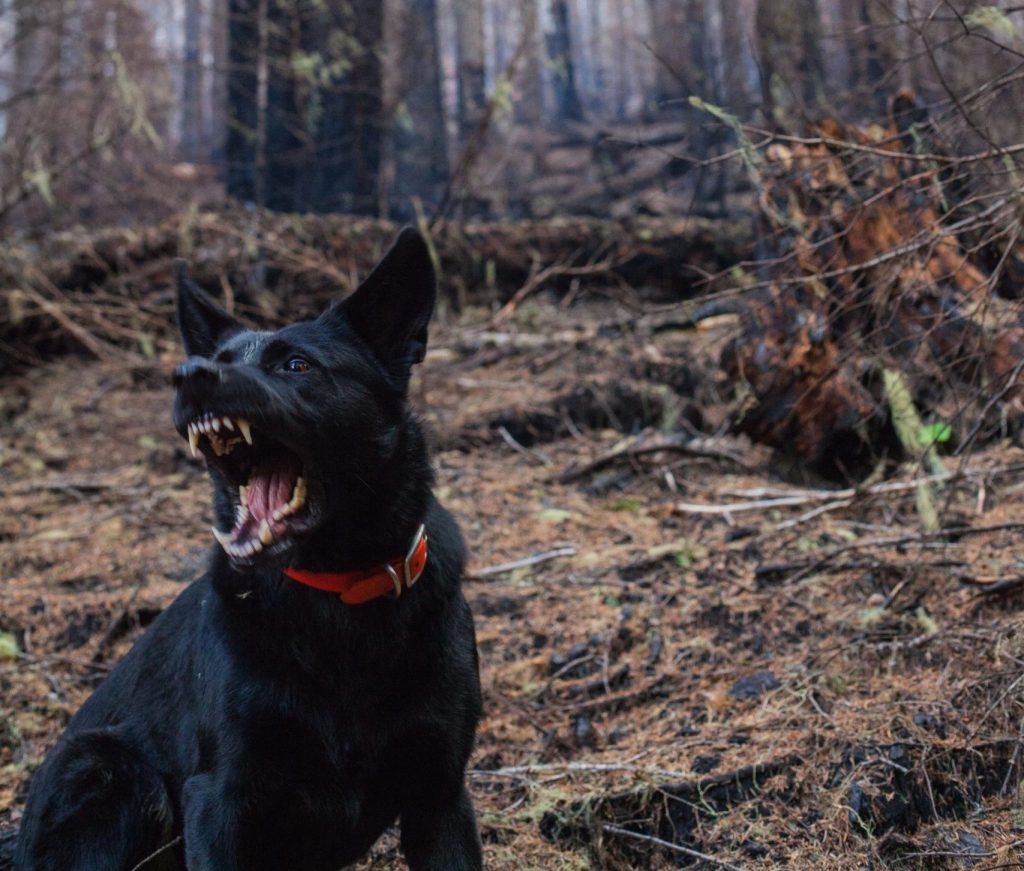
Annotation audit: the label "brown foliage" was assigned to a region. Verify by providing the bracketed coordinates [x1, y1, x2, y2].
[716, 92, 1024, 469]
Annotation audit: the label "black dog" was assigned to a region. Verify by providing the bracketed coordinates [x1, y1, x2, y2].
[15, 230, 483, 870]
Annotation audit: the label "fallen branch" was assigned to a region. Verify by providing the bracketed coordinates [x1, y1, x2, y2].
[470, 759, 688, 782]
[488, 253, 622, 326]
[497, 425, 553, 466]
[468, 546, 577, 579]
[559, 432, 749, 484]
[782, 522, 1024, 586]
[601, 825, 745, 871]
[128, 836, 183, 871]
[676, 464, 1024, 516]
[541, 755, 799, 859]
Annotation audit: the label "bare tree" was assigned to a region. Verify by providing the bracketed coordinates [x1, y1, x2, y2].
[182, 0, 203, 161]
[385, 0, 449, 214]
[546, 0, 583, 120]
[454, 0, 487, 137]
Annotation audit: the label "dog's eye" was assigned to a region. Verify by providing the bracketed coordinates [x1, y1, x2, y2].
[284, 357, 311, 373]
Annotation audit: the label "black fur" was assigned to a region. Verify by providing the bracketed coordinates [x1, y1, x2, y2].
[15, 229, 483, 871]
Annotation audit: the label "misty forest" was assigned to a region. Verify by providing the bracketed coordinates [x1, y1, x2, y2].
[6, 1, 1024, 868]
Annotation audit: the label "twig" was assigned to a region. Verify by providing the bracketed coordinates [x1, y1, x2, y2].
[558, 433, 748, 484]
[488, 255, 622, 326]
[783, 522, 1024, 586]
[18, 282, 122, 362]
[601, 824, 745, 871]
[468, 547, 577, 579]
[774, 499, 854, 530]
[496, 425, 552, 466]
[128, 836, 183, 871]
[470, 758, 687, 782]
[676, 465, 1024, 515]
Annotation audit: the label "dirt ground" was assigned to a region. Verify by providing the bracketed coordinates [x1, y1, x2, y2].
[3, 299, 1024, 870]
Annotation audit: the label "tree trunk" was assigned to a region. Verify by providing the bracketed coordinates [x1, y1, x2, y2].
[755, 0, 825, 124]
[208, 0, 229, 165]
[546, 0, 583, 121]
[182, 0, 204, 161]
[385, 0, 449, 216]
[11, 0, 64, 141]
[647, 0, 689, 105]
[225, 0, 259, 203]
[514, 0, 545, 126]
[454, 0, 487, 137]
[225, 0, 384, 214]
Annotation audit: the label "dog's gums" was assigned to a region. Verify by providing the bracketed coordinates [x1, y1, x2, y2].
[187, 412, 309, 560]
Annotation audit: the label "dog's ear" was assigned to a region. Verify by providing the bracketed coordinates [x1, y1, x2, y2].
[324, 227, 436, 375]
[175, 259, 242, 358]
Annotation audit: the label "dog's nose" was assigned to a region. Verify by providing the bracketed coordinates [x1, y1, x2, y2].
[173, 356, 223, 389]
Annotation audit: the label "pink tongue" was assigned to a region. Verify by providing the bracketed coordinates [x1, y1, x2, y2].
[233, 463, 298, 542]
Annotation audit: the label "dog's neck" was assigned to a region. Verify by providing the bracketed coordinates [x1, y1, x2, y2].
[300, 420, 432, 574]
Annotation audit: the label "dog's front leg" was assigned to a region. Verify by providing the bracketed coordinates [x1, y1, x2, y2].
[400, 784, 483, 871]
[182, 773, 244, 870]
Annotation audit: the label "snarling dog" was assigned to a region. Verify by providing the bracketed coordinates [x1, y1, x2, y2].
[15, 230, 483, 871]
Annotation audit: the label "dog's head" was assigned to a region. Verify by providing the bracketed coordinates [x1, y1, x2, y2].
[172, 228, 435, 567]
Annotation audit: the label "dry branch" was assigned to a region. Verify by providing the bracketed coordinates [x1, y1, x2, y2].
[0, 210, 748, 367]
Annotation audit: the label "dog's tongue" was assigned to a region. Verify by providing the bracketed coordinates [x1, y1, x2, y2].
[234, 459, 299, 543]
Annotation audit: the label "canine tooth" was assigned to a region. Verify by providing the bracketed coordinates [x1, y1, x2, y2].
[258, 520, 273, 546]
[239, 485, 249, 507]
[238, 419, 253, 445]
[289, 477, 306, 510]
[188, 428, 200, 457]
[211, 527, 232, 552]
[222, 417, 235, 431]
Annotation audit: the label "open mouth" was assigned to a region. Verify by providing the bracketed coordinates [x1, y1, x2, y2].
[186, 413, 309, 561]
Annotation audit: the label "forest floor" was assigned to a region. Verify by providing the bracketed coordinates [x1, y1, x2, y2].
[3, 298, 1024, 870]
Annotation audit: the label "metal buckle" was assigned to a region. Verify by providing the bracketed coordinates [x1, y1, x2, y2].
[403, 524, 427, 588]
[382, 563, 402, 598]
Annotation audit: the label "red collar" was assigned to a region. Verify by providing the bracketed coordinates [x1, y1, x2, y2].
[284, 525, 428, 605]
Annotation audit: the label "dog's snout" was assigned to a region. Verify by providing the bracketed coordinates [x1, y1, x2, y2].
[173, 356, 223, 390]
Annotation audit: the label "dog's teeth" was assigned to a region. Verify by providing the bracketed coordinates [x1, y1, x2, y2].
[222, 417, 234, 431]
[239, 485, 249, 508]
[211, 527, 232, 553]
[258, 520, 273, 546]
[237, 418, 252, 445]
[235, 504, 246, 525]
[289, 477, 306, 510]
[212, 418, 221, 432]
[188, 428, 200, 457]
[272, 508, 284, 522]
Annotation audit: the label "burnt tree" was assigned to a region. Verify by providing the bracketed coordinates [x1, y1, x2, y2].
[225, 0, 383, 214]
[546, 0, 583, 121]
[454, 0, 486, 138]
[386, 0, 448, 215]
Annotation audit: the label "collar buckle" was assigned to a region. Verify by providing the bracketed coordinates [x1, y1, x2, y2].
[402, 524, 427, 590]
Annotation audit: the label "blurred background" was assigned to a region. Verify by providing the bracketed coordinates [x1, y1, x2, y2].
[2, 0, 1023, 231]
